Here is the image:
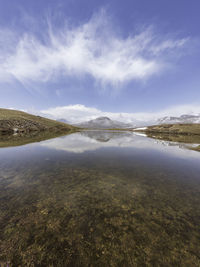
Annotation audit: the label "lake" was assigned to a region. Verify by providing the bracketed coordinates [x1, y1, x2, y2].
[0, 131, 200, 266]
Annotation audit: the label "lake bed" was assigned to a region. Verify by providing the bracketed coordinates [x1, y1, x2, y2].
[0, 131, 200, 266]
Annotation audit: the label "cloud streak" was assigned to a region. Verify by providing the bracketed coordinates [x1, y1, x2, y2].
[0, 10, 188, 87]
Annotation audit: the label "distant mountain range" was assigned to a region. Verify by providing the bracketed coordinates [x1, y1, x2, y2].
[157, 114, 200, 125]
[56, 114, 200, 129]
[75, 116, 132, 129]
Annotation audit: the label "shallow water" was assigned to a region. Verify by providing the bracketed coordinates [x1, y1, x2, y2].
[0, 131, 200, 266]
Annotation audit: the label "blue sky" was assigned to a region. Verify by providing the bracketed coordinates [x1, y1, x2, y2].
[0, 0, 200, 122]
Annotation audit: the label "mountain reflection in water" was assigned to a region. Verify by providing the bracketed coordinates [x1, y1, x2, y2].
[41, 130, 200, 158]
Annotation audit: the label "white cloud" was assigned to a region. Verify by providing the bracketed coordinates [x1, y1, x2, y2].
[41, 104, 103, 123]
[0, 10, 188, 87]
[41, 103, 200, 126]
[150, 38, 188, 55]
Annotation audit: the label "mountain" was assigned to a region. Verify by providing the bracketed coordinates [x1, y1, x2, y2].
[157, 114, 200, 124]
[0, 108, 76, 134]
[75, 116, 132, 129]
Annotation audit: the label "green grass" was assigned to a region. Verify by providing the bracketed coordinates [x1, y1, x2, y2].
[143, 123, 200, 135]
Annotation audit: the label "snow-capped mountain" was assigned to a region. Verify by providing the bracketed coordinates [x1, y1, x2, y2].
[75, 116, 133, 129]
[157, 114, 200, 124]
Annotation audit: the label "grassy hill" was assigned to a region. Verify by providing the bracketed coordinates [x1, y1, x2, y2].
[0, 108, 76, 134]
[137, 124, 200, 136]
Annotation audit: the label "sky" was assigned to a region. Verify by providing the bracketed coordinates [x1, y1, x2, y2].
[0, 0, 200, 123]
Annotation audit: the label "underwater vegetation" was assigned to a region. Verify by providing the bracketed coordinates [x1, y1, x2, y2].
[0, 131, 200, 266]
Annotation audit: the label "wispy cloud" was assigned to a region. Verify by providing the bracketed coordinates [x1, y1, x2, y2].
[41, 103, 200, 126]
[0, 10, 188, 87]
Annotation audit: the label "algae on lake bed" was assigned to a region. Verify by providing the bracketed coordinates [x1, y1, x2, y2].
[0, 131, 200, 266]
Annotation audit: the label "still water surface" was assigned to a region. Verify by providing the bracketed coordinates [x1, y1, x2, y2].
[0, 131, 200, 266]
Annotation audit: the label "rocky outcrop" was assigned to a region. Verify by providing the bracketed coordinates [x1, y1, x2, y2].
[0, 119, 50, 134]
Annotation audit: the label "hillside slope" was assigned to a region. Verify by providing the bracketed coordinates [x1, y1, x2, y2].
[0, 108, 76, 134]
[143, 124, 200, 135]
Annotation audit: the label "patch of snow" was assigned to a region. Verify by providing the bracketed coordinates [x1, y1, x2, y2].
[134, 127, 147, 130]
[134, 132, 147, 137]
